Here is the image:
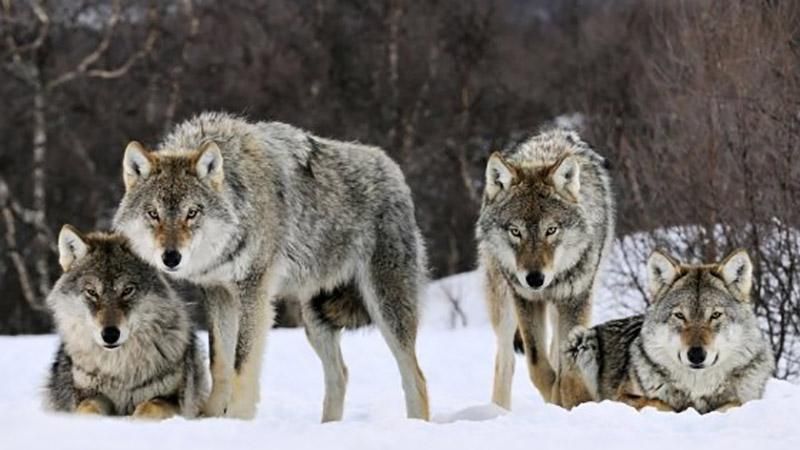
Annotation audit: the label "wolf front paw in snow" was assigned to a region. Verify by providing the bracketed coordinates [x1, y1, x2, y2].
[477, 129, 615, 410]
[45, 227, 208, 419]
[114, 112, 429, 421]
[564, 249, 774, 413]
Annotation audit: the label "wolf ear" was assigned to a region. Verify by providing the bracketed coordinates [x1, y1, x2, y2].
[123, 141, 152, 191]
[550, 155, 581, 201]
[647, 249, 679, 298]
[194, 141, 224, 188]
[485, 152, 517, 201]
[719, 249, 753, 300]
[58, 225, 89, 272]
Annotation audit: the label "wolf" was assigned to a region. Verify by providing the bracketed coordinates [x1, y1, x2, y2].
[45, 226, 207, 419]
[113, 112, 429, 421]
[565, 249, 774, 413]
[476, 128, 615, 409]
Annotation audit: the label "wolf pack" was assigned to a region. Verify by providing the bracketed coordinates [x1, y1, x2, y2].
[43, 112, 774, 421]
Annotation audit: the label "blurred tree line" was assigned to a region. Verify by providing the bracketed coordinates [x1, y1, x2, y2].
[1, 0, 798, 375]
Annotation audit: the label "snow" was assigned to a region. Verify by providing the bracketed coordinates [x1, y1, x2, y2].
[2, 326, 799, 449]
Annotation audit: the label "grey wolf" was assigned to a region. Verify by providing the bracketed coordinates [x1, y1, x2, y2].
[113, 112, 429, 421]
[565, 249, 774, 413]
[476, 128, 615, 409]
[45, 226, 207, 419]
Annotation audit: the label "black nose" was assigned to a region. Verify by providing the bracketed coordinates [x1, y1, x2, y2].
[101, 326, 121, 345]
[525, 271, 545, 288]
[162, 250, 182, 268]
[687, 346, 707, 365]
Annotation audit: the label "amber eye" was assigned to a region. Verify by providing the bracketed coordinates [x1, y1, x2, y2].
[147, 209, 159, 221]
[710, 311, 722, 320]
[186, 208, 199, 220]
[545, 226, 559, 236]
[121, 286, 136, 298]
[508, 226, 522, 238]
[673, 312, 686, 321]
[85, 288, 99, 299]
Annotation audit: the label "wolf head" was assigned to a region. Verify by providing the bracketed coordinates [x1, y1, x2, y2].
[48, 226, 179, 351]
[113, 141, 238, 277]
[478, 149, 587, 294]
[642, 248, 758, 371]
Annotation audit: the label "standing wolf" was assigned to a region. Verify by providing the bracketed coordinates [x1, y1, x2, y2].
[477, 129, 615, 409]
[114, 112, 429, 421]
[565, 249, 774, 413]
[46, 226, 207, 419]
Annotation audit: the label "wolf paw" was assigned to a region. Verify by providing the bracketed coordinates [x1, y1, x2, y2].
[133, 399, 178, 421]
[564, 326, 599, 397]
[201, 388, 231, 418]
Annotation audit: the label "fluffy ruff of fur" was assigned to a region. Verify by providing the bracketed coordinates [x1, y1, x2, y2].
[45, 230, 207, 419]
[114, 112, 429, 421]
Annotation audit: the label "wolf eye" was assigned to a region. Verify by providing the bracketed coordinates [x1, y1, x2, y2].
[147, 209, 159, 221]
[508, 226, 522, 238]
[84, 288, 98, 299]
[186, 208, 199, 220]
[545, 226, 559, 236]
[710, 311, 723, 320]
[121, 286, 136, 298]
[673, 312, 686, 321]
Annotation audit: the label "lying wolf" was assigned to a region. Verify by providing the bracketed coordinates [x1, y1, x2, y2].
[46, 226, 207, 419]
[565, 249, 774, 413]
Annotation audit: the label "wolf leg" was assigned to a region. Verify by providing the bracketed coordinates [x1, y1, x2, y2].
[133, 398, 179, 420]
[713, 401, 742, 413]
[202, 286, 240, 418]
[552, 300, 592, 408]
[227, 278, 273, 420]
[358, 260, 429, 420]
[563, 326, 600, 400]
[75, 396, 113, 416]
[303, 306, 348, 422]
[487, 274, 516, 410]
[514, 298, 556, 403]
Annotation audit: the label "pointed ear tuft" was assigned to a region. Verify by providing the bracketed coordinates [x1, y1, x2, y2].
[58, 225, 89, 272]
[647, 249, 679, 299]
[123, 141, 152, 191]
[719, 249, 753, 300]
[550, 155, 581, 200]
[195, 141, 224, 188]
[484, 152, 517, 201]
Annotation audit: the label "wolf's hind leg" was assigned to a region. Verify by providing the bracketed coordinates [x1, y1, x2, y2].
[202, 286, 240, 418]
[514, 298, 556, 403]
[358, 258, 429, 420]
[303, 306, 348, 422]
[487, 275, 516, 410]
[133, 398, 179, 420]
[75, 396, 113, 416]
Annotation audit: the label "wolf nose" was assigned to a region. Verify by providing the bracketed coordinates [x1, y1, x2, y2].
[687, 346, 707, 365]
[162, 250, 182, 268]
[525, 271, 545, 288]
[101, 326, 121, 345]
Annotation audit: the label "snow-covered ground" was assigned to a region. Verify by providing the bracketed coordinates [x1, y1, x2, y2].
[3, 325, 800, 448]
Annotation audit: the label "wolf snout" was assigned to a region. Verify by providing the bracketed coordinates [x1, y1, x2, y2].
[687, 346, 707, 368]
[525, 271, 546, 289]
[162, 249, 182, 269]
[101, 326, 121, 347]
